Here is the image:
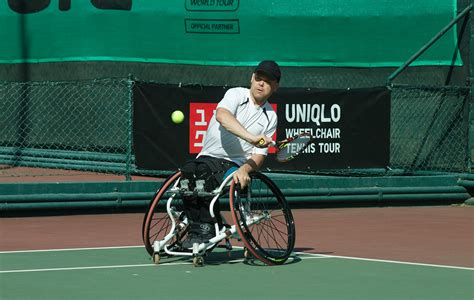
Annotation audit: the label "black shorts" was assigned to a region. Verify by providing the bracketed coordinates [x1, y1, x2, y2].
[180, 156, 238, 192]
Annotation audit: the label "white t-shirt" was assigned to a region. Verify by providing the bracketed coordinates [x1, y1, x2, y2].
[197, 87, 277, 166]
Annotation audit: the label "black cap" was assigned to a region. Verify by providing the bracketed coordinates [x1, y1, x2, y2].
[254, 60, 281, 82]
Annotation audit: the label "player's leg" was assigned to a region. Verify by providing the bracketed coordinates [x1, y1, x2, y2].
[229, 172, 296, 265]
[179, 160, 216, 248]
[181, 195, 217, 249]
[181, 157, 237, 249]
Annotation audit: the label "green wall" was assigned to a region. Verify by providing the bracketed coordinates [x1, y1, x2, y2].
[0, 0, 461, 67]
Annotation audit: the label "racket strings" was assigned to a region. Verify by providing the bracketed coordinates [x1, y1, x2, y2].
[275, 136, 312, 162]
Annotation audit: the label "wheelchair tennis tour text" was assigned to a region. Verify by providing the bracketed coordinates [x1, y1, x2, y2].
[285, 103, 341, 154]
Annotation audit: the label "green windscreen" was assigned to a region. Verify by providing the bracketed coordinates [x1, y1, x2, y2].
[0, 0, 461, 67]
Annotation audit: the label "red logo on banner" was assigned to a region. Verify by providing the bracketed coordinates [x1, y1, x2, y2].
[189, 103, 217, 153]
[189, 102, 277, 154]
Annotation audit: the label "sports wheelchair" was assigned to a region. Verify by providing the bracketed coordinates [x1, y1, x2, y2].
[142, 170, 296, 267]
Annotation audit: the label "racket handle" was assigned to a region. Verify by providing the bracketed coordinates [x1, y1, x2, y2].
[258, 138, 276, 147]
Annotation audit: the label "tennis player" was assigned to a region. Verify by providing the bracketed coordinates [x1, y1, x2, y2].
[180, 60, 281, 248]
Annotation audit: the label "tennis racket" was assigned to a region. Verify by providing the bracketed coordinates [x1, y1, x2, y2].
[259, 133, 316, 162]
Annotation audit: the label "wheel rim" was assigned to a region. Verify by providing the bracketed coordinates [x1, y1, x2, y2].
[230, 173, 295, 265]
[142, 171, 182, 255]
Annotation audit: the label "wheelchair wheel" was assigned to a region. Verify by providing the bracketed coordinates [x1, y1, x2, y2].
[229, 172, 295, 265]
[142, 171, 183, 256]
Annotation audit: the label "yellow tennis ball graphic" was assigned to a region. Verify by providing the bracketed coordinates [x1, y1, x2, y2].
[171, 110, 185, 124]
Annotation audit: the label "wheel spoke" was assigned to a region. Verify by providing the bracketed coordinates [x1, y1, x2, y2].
[257, 220, 286, 253]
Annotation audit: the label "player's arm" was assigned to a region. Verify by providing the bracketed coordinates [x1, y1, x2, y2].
[233, 154, 266, 188]
[216, 107, 272, 147]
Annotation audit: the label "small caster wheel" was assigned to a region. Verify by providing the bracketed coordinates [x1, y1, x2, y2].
[152, 253, 161, 264]
[193, 256, 204, 267]
[244, 247, 252, 259]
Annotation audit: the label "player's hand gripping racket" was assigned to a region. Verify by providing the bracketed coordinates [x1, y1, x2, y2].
[259, 133, 315, 162]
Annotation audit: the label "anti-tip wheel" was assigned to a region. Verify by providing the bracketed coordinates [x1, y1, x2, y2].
[193, 256, 204, 267]
[152, 253, 161, 265]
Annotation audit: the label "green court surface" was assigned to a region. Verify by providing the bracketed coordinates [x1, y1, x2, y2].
[0, 246, 472, 300]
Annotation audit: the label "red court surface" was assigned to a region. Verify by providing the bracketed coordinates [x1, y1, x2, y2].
[0, 166, 162, 182]
[1, 206, 472, 268]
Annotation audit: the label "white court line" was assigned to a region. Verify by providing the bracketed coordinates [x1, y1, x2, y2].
[310, 253, 474, 271]
[0, 245, 144, 254]
[0, 263, 157, 274]
[0, 255, 328, 274]
[1, 245, 472, 272]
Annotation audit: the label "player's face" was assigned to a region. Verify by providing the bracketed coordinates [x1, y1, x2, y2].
[250, 72, 279, 104]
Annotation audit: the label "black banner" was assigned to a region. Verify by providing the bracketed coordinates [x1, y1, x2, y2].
[133, 83, 390, 171]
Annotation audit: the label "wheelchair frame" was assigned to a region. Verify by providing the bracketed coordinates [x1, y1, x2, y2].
[142, 170, 295, 267]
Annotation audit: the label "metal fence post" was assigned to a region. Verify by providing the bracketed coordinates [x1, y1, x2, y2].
[125, 75, 134, 181]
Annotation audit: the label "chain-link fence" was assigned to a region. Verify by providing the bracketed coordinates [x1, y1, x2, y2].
[0, 78, 135, 178]
[0, 78, 470, 180]
[390, 85, 470, 173]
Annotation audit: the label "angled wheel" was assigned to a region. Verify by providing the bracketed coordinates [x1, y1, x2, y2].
[142, 171, 184, 256]
[229, 172, 295, 265]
